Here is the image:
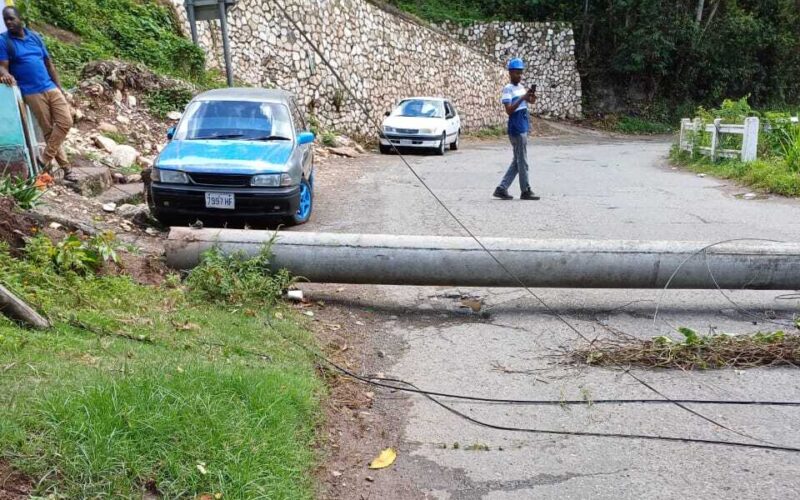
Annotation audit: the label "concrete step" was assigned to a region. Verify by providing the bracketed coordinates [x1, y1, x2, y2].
[97, 182, 144, 206]
[69, 166, 113, 197]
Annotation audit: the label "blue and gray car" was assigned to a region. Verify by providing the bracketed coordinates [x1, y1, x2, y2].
[148, 88, 315, 226]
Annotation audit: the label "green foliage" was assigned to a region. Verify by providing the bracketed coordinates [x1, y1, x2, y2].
[0, 243, 322, 497]
[102, 131, 128, 145]
[25, 232, 120, 274]
[671, 147, 800, 197]
[185, 243, 294, 306]
[776, 123, 800, 173]
[0, 176, 44, 209]
[321, 131, 337, 147]
[145, 88, 194, 118]
[19, 0, 205, 86]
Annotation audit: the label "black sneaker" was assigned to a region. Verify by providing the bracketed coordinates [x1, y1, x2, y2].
[493, 187, 513, 200]
[520, 190, 540, 200]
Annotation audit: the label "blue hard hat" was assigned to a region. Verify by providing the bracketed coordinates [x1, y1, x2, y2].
[507, 58, 525, 71]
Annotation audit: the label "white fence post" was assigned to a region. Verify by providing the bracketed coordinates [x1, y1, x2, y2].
[710, 118, 721, 161]
[741, 117, 759, 162]
[679, 118, 691, 152]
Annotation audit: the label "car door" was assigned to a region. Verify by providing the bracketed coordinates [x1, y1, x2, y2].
[290, 98, 313, 179]
[444, 101, 459, 141]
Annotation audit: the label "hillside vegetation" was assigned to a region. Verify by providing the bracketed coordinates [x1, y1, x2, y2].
[17, 0, 206, 87]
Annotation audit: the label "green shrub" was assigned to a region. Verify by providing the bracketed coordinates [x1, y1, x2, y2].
[25, 232, 120, 275]
[145, 88, 194, 118]
[0, 177, 44, 209]
[185, 243, 293, 306]
[20, 0, 206, 86]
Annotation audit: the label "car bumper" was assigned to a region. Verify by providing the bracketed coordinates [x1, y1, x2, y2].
[150, 183, 301, 218]
[380, 133, 442, 148]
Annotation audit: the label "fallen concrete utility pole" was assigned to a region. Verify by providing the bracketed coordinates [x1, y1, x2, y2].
[166, 228, 800, 289]
[0, 284, 50, 329]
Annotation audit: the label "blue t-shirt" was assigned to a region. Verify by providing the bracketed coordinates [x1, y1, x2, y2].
[501, 83, 530, 136]
[0, 29, 57, 96]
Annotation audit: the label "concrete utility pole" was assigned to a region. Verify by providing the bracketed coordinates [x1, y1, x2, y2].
[184, 0, 237, 86]
[166, 229, 800, 290]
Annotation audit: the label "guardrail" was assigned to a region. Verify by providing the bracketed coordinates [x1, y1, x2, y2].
[679, 117, 759, 162]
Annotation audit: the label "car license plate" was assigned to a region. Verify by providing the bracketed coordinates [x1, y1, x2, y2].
[205, 192, 235, 209]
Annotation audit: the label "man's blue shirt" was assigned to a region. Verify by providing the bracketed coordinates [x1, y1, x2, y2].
[0, 29, 57, 96]
[501, 83, 530, 136]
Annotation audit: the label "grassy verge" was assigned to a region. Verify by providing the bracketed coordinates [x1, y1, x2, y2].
[18, 0, 209, 89]
[584, 114, 674, 135]
[670, 148, 800, 197]
[0, 239, 323, 498]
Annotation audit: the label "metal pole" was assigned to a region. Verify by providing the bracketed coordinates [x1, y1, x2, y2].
[185, 0, 198, 45]
[218, 0, 234, 86]
[165, 229, 800, 290]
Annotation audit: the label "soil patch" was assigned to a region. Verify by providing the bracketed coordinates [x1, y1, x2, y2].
[0, 197, 40, 254]
[0, 460, 33, 500]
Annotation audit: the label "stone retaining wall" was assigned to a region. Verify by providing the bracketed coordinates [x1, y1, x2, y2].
[438, 21, 582, 119]
[168, 1, 582, 136]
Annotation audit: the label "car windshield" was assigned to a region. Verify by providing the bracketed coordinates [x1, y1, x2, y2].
[175, 100, 294, 141]
[391, 99, 445, 119]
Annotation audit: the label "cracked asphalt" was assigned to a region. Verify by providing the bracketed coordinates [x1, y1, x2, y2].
[301, 127, 800, 499]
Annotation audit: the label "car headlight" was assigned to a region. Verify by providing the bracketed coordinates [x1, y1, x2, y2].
[251, 173, 293, 187]
[384, 126, 395, 133]
[153, 167, 189, 184]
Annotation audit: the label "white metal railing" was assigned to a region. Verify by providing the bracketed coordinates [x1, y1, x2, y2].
[679, 117, 759, 162]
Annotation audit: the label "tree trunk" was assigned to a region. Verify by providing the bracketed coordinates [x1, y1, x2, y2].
[0, 284, 50, 329]
[695, 0, 705, 24]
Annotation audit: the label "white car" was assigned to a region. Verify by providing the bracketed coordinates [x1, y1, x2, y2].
[379, 97, 461, 155]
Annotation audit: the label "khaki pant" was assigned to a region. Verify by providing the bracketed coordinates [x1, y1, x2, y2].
[24, 88, 73, 170]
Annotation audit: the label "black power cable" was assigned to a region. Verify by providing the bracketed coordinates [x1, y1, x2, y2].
[283, 334, 800, 454]
[271, 4, 791, 448]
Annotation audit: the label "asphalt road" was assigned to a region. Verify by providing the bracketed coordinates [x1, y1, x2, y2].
[302, 128, 800, 499]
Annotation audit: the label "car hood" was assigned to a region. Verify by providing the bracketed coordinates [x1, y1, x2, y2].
[156, 140, 294, 174]
[382, 116, 444, 131]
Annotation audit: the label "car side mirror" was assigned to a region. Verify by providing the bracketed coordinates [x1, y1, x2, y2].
[297, 131, 315, 146]
[384, 111, 391, 117]
[167, 127, 175, 140]
[446, 113, 454, 119]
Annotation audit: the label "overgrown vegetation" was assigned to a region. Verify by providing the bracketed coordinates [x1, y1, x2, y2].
[0, 176, 43, 209]
[185, 243, 294, 306]
[588, 115, 674, 135]
[18, 0, 205, 88]
[145, 87, 195, 119]
[0, 236, 322, 497]
[574, 327, 800, 369]
[390, 0, 800, 121]
[672, 96, 800, 195]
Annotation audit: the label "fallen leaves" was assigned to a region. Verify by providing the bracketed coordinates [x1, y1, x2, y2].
[368, 448, 397, 469]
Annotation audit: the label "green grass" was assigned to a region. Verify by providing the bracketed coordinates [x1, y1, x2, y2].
[671, 147, 800, 197]
[0, 242, 323, 498]
[383, 0, 487, 24]
[586, 114, 674, 135]
[468, 125, 506, 138]
[18, 0, 208, 89]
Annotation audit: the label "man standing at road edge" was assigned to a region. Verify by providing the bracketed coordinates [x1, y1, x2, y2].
[493, 58, 539, 200]
[0, 6, 75, 181]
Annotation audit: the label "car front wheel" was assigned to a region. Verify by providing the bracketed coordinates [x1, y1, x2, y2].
[435, 132, 446, 156]
[285, 176, 313, 226]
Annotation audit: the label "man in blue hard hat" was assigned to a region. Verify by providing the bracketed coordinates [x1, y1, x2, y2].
[493, 57, 539, 200]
